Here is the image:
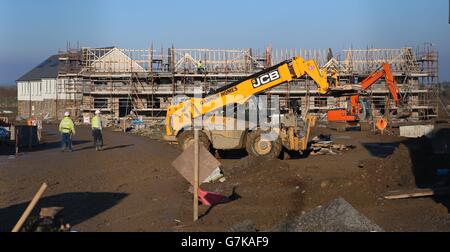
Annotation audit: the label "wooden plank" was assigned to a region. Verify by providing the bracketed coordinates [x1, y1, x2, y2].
[193, 129, 199, 222]
[384, 187, 450, 200]
[384, 189, 434, 200]
[12, 183, 48, 232]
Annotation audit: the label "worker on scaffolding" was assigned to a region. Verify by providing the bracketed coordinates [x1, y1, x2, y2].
[91, 110, 103, 151]
[59, 111, 76, 152]
[196, 60, 205, 74]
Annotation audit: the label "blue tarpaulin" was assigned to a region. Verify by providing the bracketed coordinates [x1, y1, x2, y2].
[0, 127, 10, 139]
[131, 119, 144, 125]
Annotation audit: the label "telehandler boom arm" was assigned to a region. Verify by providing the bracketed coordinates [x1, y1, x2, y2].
[166, 57, 330, 137]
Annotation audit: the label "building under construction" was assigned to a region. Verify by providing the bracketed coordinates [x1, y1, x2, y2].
[16, 43, 440, 124]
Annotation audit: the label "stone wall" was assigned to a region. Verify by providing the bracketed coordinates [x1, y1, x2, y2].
[18, 99, 82, 121]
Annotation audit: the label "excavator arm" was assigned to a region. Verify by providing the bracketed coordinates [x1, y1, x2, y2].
[360, 63, 400, 105]
[165, 56, 330, 137]
[328, 63, 410, 124]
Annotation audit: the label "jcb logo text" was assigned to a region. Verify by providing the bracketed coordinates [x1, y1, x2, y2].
[252, 70, 280, 88]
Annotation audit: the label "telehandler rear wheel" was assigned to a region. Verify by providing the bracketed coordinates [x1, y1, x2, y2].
[245, 129, 282, 159]
[177, 130, 211, 151]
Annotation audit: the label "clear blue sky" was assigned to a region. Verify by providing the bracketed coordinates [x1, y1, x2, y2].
[0, 0, 449, 84]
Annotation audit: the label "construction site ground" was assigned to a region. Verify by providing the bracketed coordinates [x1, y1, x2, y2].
[1, 123, 450, 232]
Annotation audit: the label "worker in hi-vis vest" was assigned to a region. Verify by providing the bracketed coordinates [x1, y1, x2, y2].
[196, 60, 205, 73]
[91, 110, 103, 151]
[59, 111, 76, 152]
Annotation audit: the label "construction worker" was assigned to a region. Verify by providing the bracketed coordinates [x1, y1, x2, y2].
[196, 60, 205, 73]
[91, 110, 103, 151]
[59, 111, 75, 152]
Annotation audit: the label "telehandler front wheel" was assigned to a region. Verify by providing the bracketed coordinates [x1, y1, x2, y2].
[245, 129, 282, 159]
[177, 131, 211, 151]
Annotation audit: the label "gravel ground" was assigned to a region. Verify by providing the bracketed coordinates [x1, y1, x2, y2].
[273, 198, 383, 232]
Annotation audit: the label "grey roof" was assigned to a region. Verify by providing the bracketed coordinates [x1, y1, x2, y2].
[16, 54, 61, 82]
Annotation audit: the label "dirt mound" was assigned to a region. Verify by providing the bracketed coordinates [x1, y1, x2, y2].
[430, 128, 450, 154]
[381, 144, 416, 186]
[199, 156, 307, 230]
[361, 143, 416, 193]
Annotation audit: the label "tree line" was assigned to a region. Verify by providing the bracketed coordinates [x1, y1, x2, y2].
[0, 86, 17, 108]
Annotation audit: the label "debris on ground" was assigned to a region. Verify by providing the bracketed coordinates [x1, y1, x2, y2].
[203, 167, 224, 183]
[310, 135, 355, 156]
[21, 207, 72, 232]
[12, 182, 48, 232]
[384, 187, 450, 200]
[273, 198, 383, 232]
[311, 134, 331, 142]
[127, 122, 166, 140]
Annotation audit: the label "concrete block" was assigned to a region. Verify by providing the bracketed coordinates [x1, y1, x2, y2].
[400, 125, 434, 138]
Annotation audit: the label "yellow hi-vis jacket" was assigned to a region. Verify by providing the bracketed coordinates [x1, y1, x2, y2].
[91, 115, 102, 130]
[59, 116, 75, 135]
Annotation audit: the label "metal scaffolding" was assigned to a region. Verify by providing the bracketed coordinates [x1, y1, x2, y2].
[51, 44, 439, 122]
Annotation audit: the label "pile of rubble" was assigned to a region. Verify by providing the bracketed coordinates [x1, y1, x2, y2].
[128, 122, 166, 140]
[310, 135, 355, 156]
[21, 207, 73, 232]
[273, 198, 383, 232]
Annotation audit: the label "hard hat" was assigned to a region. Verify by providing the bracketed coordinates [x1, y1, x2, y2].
[95, 110, 101, 115]
[64, 111, 70, 117]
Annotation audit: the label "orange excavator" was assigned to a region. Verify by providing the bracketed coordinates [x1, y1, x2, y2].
[327, 63, 411, 130]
